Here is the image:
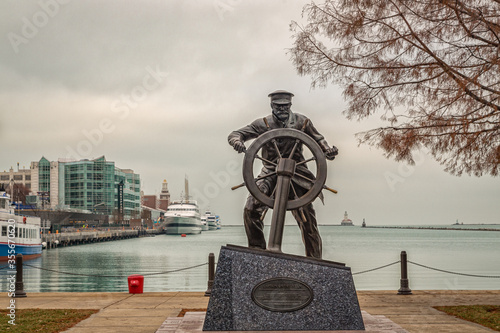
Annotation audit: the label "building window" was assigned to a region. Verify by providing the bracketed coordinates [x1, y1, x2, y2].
[0, 175, 9, 180]
[13, 175, 23, 181]
[39, 158, 51, 192]
[25, 175, 31, 180]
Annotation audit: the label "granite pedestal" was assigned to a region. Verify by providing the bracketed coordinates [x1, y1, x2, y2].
[203, 245, 365, 331]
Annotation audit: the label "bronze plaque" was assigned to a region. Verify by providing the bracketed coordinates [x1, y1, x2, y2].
[251, 277, 313, 312]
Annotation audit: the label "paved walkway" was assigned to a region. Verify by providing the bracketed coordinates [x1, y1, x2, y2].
[3, 290, 499, 333]
[157, 311, 409, 332]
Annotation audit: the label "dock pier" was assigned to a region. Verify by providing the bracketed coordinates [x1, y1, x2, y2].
[42, 229, 159, 249]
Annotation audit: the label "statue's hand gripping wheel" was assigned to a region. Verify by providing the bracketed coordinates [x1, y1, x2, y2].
[232, 128, 337, 254]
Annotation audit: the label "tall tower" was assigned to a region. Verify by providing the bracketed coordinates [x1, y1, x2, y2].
[158, 179, 170, 210]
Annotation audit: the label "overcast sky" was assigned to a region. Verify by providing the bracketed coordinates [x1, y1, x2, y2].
[1, 0, 498, 226]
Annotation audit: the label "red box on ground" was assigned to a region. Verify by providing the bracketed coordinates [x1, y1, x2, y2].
[128, 275, 144, 294]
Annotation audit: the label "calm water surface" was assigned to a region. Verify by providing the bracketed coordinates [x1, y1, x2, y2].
[1, 225, 499, 292]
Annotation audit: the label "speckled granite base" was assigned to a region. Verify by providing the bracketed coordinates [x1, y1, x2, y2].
[203, 245, 365, 331]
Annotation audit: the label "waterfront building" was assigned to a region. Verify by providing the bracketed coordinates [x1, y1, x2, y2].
[0, 164, 33, 191]
[142, 194, 158, 210]
[114, 167, 141, 220]
[341, 211, 354, 226]
[141, 180, 171, 228]
[0, 156, 141, 222]
[59, 156, 117, 215]
[140, 205, 164, 228]
[0, 165, 35, 206]
[30, 157, 60, 207]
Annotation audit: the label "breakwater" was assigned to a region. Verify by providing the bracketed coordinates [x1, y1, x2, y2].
[364, 225, 500, 232]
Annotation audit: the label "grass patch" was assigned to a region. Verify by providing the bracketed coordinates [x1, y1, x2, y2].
[1, 308, 99, 333]
[434, 305, 500, 332]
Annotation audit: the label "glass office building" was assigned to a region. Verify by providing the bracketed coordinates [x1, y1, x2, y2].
[60, 157, 116, 216]
[26, 156, 141, 221]
[114, 167, 141, 220]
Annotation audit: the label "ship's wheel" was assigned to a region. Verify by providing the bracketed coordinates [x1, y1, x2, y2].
[232, 128, 336, 253]
[242, 128, 327, 210]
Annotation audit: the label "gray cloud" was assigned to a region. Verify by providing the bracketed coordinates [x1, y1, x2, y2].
[0, 0, 498, 226]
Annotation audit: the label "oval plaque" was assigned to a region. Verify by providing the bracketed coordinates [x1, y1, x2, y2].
[251, 277, 313, 312]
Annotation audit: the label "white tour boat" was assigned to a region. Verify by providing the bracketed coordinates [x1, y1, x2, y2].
[163, 178, 202, 235]
[0, 190, 42, 261]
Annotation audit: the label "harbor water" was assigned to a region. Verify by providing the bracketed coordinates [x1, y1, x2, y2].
[1, 225, 499, 292]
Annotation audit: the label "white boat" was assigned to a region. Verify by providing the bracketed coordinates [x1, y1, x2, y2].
[163, 177, 202, 235]
[200, 216, 209, 231]
[0, 190, 42, 261]
[216, 215, 222, 229]
[204, 210, 218, 230]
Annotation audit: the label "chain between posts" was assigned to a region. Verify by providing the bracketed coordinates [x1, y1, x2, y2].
[408, 260, 500, 279]
[351, 261, 401, 275]
[22, 262, 208, 278]
[11, 258, 500, 279]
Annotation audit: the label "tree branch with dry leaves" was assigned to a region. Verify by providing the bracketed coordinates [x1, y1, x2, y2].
[290, 0, 500, 176]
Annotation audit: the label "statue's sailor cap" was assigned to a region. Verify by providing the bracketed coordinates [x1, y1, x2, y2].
[268, 90, 294, 104]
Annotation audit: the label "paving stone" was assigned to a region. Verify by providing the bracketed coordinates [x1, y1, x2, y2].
[156, 311, 409, 333]
[2, 291, 496, 333]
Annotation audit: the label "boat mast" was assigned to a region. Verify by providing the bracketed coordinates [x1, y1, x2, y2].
[184, 176, 189, 202]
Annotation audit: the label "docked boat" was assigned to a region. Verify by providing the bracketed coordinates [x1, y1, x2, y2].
[164, 200, 202, 235]
[200, 216, 209, 231]
[204, 210, 218, 230]
[163, 178, 202, 235]
[0, 190, 42, 261]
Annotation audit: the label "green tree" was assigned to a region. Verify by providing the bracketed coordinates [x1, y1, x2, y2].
[290, 0, 500, 176]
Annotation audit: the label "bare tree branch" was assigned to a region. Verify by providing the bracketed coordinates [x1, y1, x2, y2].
[290, 0, 500, 176]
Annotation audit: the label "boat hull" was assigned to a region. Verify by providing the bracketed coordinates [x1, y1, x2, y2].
[0, 243, 42, 261]
[164, 216, 202, 235]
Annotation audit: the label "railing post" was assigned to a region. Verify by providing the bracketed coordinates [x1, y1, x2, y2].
[14, 254, 27, 298]
[205, 253, 215, 297]
[397, 251, 412, 295]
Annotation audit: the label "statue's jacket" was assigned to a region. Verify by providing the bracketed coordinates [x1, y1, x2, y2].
[228, 112, 331, 199]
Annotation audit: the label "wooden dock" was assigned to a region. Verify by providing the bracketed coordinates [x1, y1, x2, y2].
[42, 229, 159, 249]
